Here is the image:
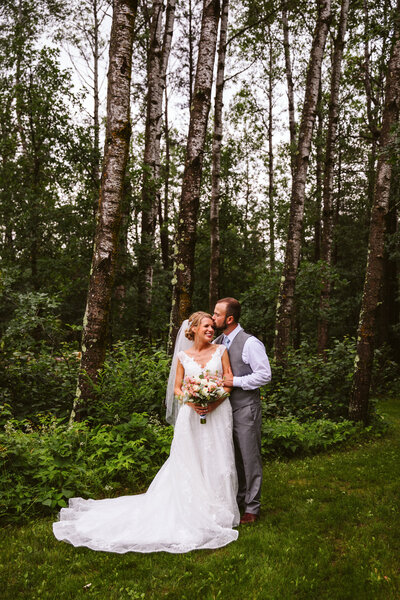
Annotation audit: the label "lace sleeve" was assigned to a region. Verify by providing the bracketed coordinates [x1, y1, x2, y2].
[177, 350, 186, 365]
[212, 344, 226, 377]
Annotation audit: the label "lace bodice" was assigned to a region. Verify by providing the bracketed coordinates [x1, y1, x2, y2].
[178, 344, 226, 378]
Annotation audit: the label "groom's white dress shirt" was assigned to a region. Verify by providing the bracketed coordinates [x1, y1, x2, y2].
[222, 324, 271, 390]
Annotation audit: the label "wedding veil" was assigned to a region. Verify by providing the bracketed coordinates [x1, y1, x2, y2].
[165, 319, 193, 425]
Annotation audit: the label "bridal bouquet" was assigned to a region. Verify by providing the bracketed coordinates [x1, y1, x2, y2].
[180, 373, 229, 424]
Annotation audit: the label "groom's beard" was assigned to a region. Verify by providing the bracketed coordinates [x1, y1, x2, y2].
[214, 317, 229, 333]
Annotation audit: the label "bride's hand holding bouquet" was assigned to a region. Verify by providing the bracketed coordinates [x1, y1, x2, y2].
[179, 372, 230, 424]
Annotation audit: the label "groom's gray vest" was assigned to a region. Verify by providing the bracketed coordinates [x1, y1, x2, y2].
[215, 330, 260, 410]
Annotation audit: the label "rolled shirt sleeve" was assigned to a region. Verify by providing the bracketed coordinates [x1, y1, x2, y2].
[232, 336, 271, 390]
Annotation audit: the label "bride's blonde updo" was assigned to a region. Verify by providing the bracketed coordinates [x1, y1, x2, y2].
[185, 311, 213, 341]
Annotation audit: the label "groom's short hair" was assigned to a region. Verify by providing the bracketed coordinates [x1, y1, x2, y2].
[217, 297, 241, 323]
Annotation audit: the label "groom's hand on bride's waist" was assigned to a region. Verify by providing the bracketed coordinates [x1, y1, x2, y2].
[223, 374, 234, 387]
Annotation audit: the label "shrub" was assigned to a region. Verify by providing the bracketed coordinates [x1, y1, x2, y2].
[371, 344, 400, 396]
[261, 416, 361, 458]
[0, 338, 171, 423]
[0, 412, 173, 523]
[88, 339, 171, 424]
[263, 337, 358, 422]
[0, 344, 80, 420]
[261, 338, 400, 423]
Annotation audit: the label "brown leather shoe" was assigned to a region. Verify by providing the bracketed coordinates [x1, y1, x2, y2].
[240, 512, 259, 524]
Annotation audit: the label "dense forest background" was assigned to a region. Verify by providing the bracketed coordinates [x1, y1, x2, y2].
[0, 0, 399, 444]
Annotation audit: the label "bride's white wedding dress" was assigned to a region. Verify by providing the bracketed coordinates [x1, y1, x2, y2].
[53, 345, 239, 553]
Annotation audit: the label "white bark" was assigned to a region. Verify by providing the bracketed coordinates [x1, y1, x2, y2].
[274, 0, 331, 364]
[72, 0, 137, 420]
[209, 0, 229, 312]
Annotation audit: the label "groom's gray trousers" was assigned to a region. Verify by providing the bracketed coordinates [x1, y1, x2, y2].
[216, 331, 263, 515]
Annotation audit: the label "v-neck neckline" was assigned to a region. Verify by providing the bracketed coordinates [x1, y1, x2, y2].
[182, 346, 220, 370]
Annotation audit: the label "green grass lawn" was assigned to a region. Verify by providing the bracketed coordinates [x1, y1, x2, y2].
[2, 398, 400, 600]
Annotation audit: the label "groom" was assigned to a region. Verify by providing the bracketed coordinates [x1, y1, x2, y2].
[213, 298, 271, 524]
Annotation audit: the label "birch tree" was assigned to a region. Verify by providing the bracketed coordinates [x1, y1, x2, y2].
[138, 0, 176, 335]
[158, 85, 171, 271]
[274, 0, 331, 365]
[363, 0, 382, 222]
[266, 24, 276, 270]
[281, 1, 297, 176]
[169, 0, 220, 348]
[209, 0, 229, 312]
[317, 0, 350, 354]
[314, 84, 323, 262]
[349, 16, 400, 424]
[63, 0, 111, 216]
[376, 169, 399, 356]
[72, 0, 137, 420]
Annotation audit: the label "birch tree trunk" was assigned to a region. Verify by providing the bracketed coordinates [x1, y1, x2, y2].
[274, 0, 331, 365]
[363, 0, 380, 141]
[138, 0, 176, 335]
[209, 0, 229, 313]
[92, 0, 101, 217]
[314, 83, 323, 263]
[267, 26, 275, 270]
[159, 84, 170, 270]
[363, 0, 379, 230]
[15, 0, 28, 156]
[169, 0, 220, 348]
[349, 25, 400, 424]
[317, 0, 350, 355]
[282, 1, 297, 176]
[188, 0, 195, 108]
[376, 174, 399, 355]
[71, 0, 137, 421]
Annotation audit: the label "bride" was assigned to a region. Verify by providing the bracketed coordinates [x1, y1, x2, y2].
[53, 311, 239, 553]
